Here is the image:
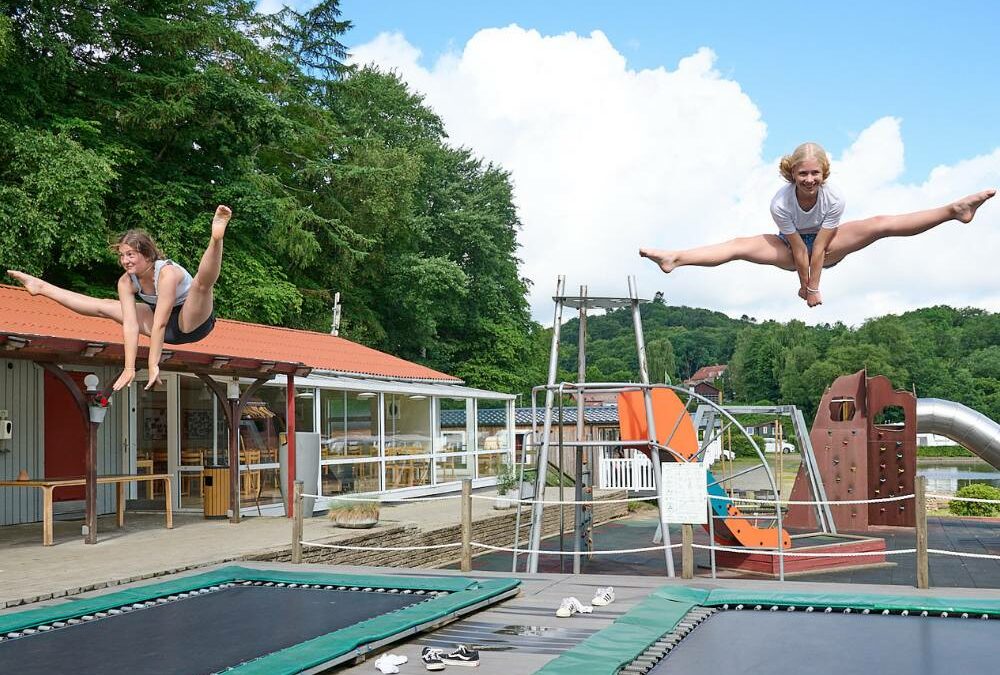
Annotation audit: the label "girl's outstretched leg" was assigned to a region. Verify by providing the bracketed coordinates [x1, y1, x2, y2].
[640, 234, 796, 273]
[6, 271, 125, 322]
[825, 189, 995, 264]
[178, 205, 230, 332]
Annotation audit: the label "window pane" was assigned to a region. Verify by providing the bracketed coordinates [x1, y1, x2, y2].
[385, 394, 431, 455]
[435, 454, 473, 483]
[477, 399, 510, 452]
[322, 462, 380, 495]
[386, 459, 431, 490]
[321, 390, 379, 459]
[477, 452, 509, 477]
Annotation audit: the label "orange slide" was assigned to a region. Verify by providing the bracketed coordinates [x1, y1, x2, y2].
[617, 389, 791, 549]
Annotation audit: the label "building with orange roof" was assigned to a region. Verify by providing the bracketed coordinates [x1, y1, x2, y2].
[0, 284, 514, 534]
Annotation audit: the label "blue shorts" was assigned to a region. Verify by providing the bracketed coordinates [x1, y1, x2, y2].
[778, 232, 839, 268]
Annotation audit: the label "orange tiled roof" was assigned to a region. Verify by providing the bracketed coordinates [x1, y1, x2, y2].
[0, 284, 459, 382]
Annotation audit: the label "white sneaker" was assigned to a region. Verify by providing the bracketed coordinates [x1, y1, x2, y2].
[374, 654, 401, 674]
[555, 596, 593, 618]
[591, 587, 615, 606]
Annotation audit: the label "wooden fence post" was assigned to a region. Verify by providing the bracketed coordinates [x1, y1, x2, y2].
[292, 480, 304, 564]
[915, 476, 929, 589]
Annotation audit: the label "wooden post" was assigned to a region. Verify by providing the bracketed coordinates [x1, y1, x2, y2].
[915, 475, 929, 589]
[228, 397, 241, 524]
[286, 373, 297, 519]
[682, 523, 694, 579]
[292, 480, 303, 564]
[84, 421, 98, 544]
[461, 478, 473, 572]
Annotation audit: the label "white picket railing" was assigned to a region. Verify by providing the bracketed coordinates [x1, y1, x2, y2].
[599, 454, 656, 491]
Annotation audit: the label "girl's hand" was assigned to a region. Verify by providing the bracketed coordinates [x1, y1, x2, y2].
[113, 367, 136, 391]
[145, 364, 162, 391]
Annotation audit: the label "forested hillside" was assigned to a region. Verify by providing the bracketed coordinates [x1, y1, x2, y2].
[0, 1, 539, 392]
[547, 299, 999, 422]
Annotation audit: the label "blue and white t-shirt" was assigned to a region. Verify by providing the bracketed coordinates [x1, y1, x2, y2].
[769, 183, 845, 235]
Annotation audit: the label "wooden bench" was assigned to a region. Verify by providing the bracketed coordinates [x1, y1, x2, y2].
[0, 474, 173, 546]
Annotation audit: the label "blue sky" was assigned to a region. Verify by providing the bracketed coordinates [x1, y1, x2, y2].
[339, 0, 997, 184]
[276, 1, 1000, 324]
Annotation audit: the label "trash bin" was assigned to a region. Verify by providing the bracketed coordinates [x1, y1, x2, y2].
[203, 466, 230, 518]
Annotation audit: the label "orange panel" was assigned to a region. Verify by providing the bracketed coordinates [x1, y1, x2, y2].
[617, 389, 699, 460]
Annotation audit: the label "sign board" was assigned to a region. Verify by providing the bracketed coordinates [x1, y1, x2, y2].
[660, 463, 708, 524]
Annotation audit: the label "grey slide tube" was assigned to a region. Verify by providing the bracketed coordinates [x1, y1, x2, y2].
[916, 398, 1000, 470]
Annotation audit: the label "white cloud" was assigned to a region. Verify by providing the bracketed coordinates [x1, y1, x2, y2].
[350, 26, 1000, 327]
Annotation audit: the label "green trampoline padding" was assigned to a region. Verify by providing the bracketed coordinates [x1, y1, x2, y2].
[535, 585, 1000, 675]
[0, 566, 519, 675]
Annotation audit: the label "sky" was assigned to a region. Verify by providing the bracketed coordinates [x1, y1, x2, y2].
[264, 1, 1000, 326]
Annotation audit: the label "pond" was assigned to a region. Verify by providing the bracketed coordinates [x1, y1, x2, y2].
[917, 458, 1000, 495]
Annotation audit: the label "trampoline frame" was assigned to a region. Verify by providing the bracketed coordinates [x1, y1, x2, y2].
[536, 585, 1000, 675]
[0, 566, 520, 674]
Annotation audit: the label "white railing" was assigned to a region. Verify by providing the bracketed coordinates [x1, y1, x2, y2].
[599, 454, 656, 490]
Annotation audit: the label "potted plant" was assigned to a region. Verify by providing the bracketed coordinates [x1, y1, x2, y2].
[494, 463, 516, 509]
[327, 498, 380, 528]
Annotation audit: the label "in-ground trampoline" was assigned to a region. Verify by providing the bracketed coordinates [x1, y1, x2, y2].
[537, 586, 1000, 675]
[0, 566, 519, 675]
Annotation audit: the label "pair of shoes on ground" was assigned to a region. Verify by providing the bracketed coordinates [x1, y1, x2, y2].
[556, 587, 615, 618]
[374, 653, 408, 674]
[421, 645, 480, 670]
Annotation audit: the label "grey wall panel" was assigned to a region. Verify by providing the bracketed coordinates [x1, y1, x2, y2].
[0, 359, 44, 526]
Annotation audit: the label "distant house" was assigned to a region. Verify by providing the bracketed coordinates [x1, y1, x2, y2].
[684, 364, 728, 403]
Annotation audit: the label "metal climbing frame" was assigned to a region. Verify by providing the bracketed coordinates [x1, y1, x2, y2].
[523, 276, 677, 575]
[691, 404, 837, 534]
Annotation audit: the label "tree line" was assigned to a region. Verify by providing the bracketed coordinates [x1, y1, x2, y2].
[547, 299, 999, 423]
[0, 0, 539, 392]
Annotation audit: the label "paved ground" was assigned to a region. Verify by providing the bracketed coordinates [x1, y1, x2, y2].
[0, 486, 567, 608]
[462, 510, 1000, 589]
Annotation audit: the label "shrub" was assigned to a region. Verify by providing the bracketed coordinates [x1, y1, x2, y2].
[728, 433, 768, 458]
[496, 463, 516, 495]
[948, 484, 1000, 517]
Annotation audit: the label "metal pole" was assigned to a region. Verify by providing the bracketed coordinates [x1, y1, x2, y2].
[286, 373, 296, 518]
[574, 285, 588, 574]
[292, 480, 303, 563]
[629, 276, 675, 577]
[916, 475, 929, 589]
[708, 496, 717, 578]
[461, 478, 473, 572]
[228, 397, 241, 524]
[528, 276, 566, 573]
[682, 524, 694, 579]
[558, 391, 566, 573]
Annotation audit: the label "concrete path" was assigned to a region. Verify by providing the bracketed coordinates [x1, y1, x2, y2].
[0, 486, 578, 608]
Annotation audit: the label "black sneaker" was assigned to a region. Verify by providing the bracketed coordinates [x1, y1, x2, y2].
[421, 646, 445, 671]
[442, 645, 480, 667]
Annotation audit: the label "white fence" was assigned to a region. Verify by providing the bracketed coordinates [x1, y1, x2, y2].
[599, 454, 656, 491]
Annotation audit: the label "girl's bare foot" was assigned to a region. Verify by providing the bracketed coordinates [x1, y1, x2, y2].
[6, 270, 46, 295]
[211, 205, 232, 241]
[639, 248, 680, 273]
[798, 286, 809, 301]
[952, 189, 996, 223]
[806, 290, 823, 308]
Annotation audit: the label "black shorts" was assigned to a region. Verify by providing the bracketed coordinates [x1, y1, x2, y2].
[162, 304, 216, 345]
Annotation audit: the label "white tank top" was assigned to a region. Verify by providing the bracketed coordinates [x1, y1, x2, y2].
[131, 259, 192, 307]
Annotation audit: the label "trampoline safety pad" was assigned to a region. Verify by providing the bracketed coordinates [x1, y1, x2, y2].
[537, 586, 1000, 675]
[0, 566, 519, 675]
